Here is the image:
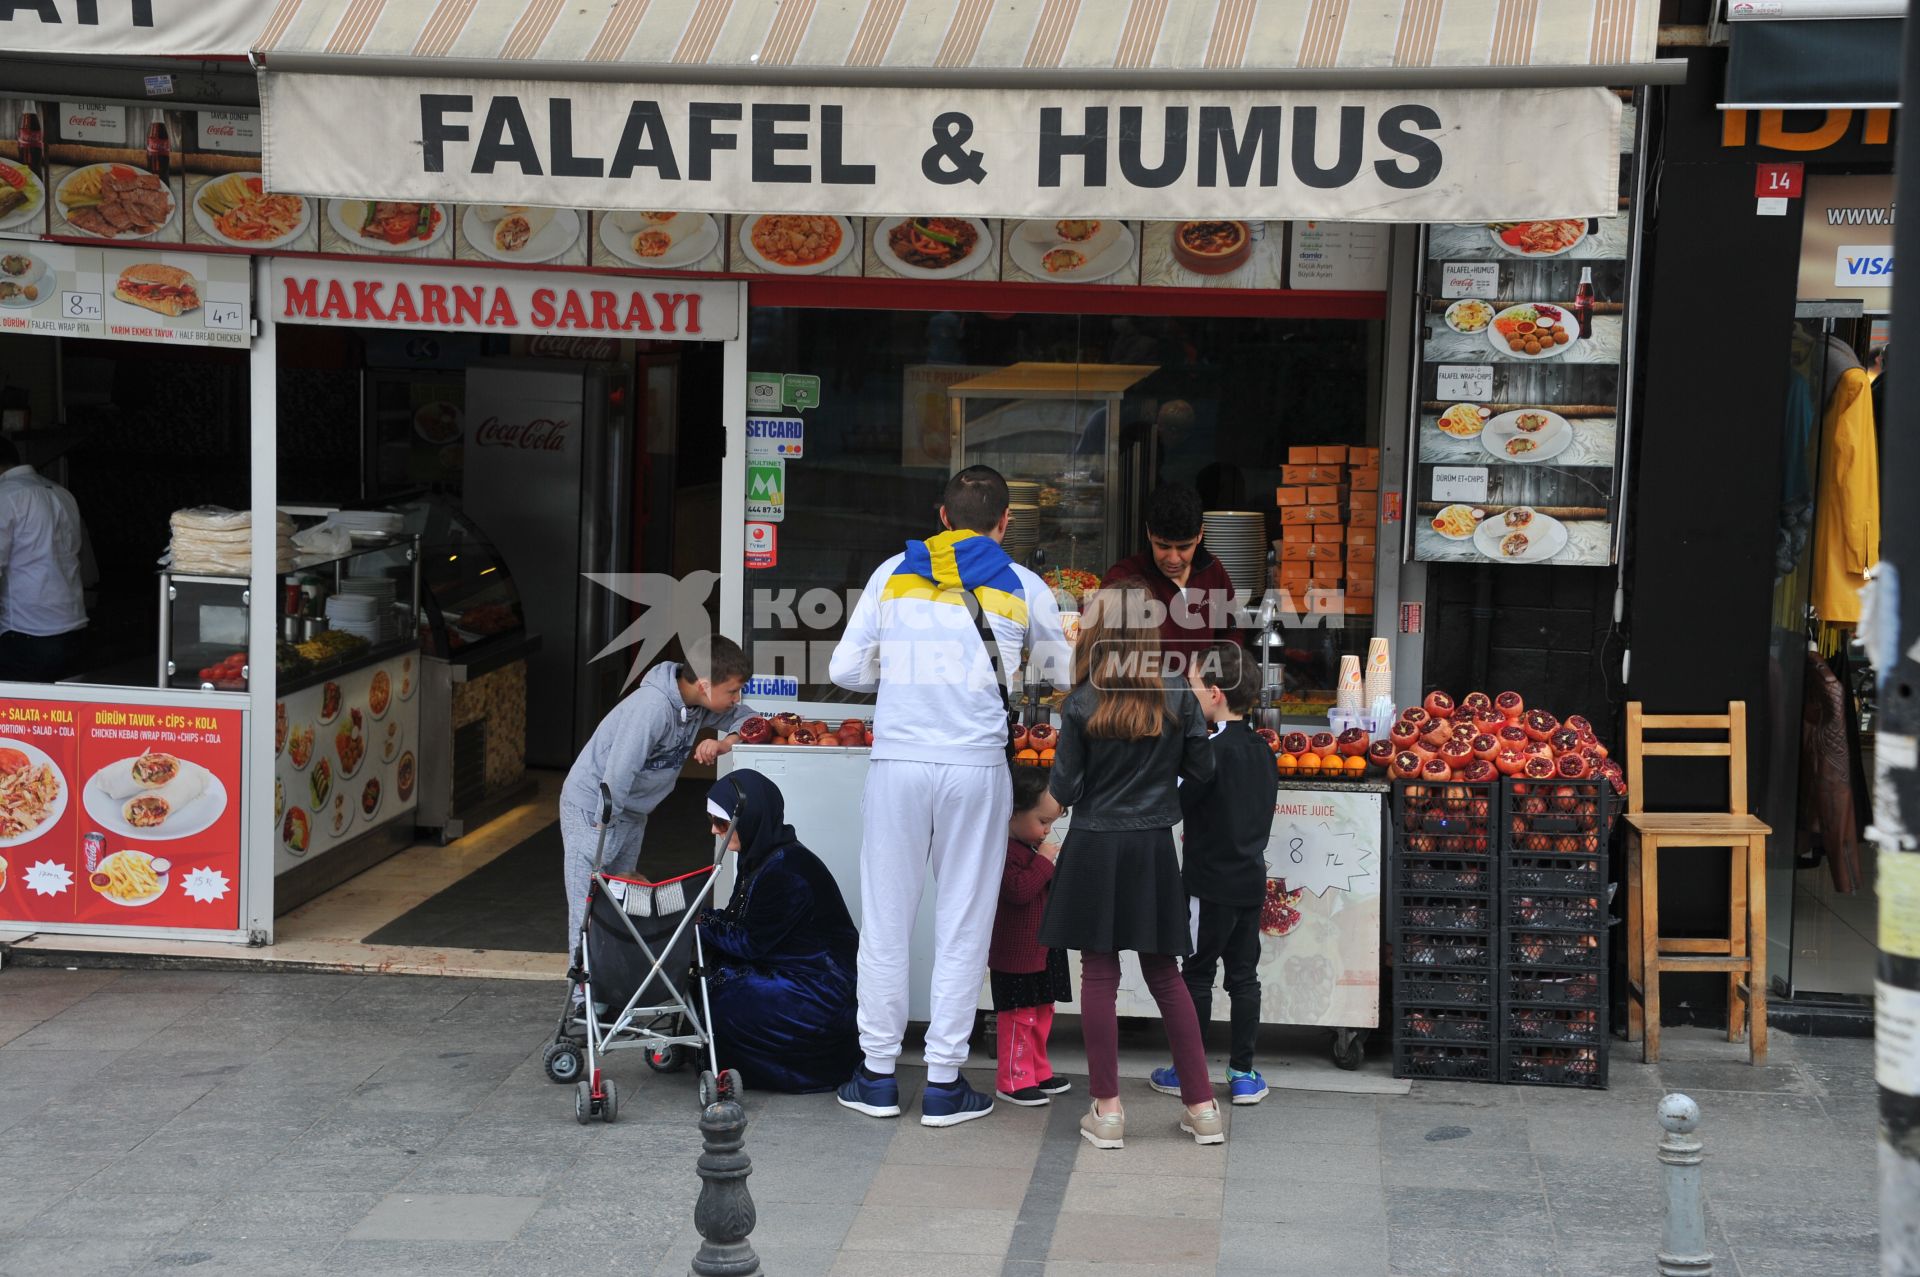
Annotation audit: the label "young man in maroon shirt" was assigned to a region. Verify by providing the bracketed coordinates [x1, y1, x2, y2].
[1103, 484, 1242, 665]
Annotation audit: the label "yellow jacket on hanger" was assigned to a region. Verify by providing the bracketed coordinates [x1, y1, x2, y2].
[1811, 365, 1879, 624]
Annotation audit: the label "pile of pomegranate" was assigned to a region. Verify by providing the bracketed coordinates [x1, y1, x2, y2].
[736, 713, 872, 748]
[1376, 690, 1626, 795]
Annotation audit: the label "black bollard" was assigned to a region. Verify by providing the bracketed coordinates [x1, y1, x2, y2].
[689, 1098, 762, 1277]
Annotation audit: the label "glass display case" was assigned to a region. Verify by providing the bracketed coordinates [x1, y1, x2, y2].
[389, 494, 526, 660]
[947, 363, 1159, 576]
[158, 538, 422, 693]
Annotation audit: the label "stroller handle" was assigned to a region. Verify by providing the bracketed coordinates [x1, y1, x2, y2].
[597, 782, 615, 828]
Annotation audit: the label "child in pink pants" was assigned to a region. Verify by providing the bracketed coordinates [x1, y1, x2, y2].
[990, 767, 1071, 1106]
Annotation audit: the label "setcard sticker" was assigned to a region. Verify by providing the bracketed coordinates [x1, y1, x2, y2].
[745, 416, 804, 460]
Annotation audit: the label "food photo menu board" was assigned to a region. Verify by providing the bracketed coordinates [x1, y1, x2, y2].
[184, 110, 321, 255]
[0, 697, 244, 934]
[273, 651, 420, 875]
[1409, 97, 1639, 568]
[0, 97, 48, 241]
[0, 242, 250, 346]
[47, 102, 187, 245]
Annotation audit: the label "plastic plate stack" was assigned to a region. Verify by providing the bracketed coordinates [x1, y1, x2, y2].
[330, 575, 401, 643]
[1004, 503, 1041, 564]
[332, 509, 405, 542]
[1201, 511, 1269, 603]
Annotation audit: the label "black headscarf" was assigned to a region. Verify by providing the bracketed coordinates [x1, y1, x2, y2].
[705, 769, 801, 876]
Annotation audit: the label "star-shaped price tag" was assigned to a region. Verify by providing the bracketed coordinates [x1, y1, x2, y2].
[181, 867, 229, 904]
[24, 860, 71, 897]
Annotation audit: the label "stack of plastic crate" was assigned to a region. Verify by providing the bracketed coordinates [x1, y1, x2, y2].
[1499, 775, 1617, 1088]
[1391, 777, 1500, 1083]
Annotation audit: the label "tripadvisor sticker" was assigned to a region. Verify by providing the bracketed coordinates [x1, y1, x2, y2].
[781, 373, 821, 411]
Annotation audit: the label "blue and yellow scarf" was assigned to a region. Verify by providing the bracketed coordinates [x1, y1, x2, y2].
[882, 530, 1027, 625]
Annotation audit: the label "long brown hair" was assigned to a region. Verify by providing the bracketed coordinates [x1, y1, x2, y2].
[1073, 586, 1170, 740]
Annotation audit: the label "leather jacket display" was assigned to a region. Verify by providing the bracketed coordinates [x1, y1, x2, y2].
[1048, 677, 1214, 831]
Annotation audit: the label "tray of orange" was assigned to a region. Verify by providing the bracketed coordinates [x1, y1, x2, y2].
[1259, 728, 1383, 780]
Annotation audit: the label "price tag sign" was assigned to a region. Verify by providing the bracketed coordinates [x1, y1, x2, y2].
[60, 291, 102, 321]
[204, 301, 246, 332]
[1441, 263, 1500, 299]
[1432, 466, 1490, 503]
[1265, 790, 1380, 896]
[1435, 365, 1494, 402]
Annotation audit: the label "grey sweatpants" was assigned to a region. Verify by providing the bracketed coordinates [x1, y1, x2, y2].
[561, 799, 648, 963]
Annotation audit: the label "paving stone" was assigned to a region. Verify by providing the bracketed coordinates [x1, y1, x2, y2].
[1047, 1264, 1224, 1277]
[1388, 1227, 1560, 1276]
[862, 1161, 1032, 1210]
[1225, 1140, 1385, 1188]
[1379, 1110, 1531, 1153]
[347, 1192, 541, 1243]
[839, 1205, 1017, 1256]
[512, 1192, 689, 1248]
[182, 1189, 383, 1242]
[138, 1240, 321, 1276]
[834, 1252, 1005, 1276]
[1657, 1060, 1817, 1095]
[883, 1111, 1046, 1169]
[318, 1240, 500, 1275]
[0, 1187, 65, 1236]
[1227, 1103, 1380, 1147]
[1384, 1186, 1550, 1234]
[750, 1200, 861, 1252]
[1218, 1219, 1388, 1274]
[1059, 1170, 1223, 1220]
[1224, 1174, 1386, 1225]
[396, 1150, 580, 1196]
[1734, 1243, 1880, 1276]
[19, 1191, 204, 1239]
[0, 1236, 155, 1276]
[1046, 1211, 1220, 1266]
[1379, 1148, 1544, 1191]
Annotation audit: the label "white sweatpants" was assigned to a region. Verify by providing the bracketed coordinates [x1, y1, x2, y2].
[857, 758, 1012, 1084]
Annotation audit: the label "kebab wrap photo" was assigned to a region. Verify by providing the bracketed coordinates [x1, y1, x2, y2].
[96, 750, 185, 800]
[121, 764, 208, 829]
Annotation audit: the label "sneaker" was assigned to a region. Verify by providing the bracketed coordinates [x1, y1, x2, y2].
[1181, 1103, 1227, 1146]
[1229, 1070, 1269, 1106]
[921, 1076, 994, 1128]
[996, 1086, 1050, 1107]
[1147, 1065, 1183, 1097]
[1080, 1101, 1125, 1149]
[1037, 1076, 1072, 1096]
[836, 1070, 901, 1119]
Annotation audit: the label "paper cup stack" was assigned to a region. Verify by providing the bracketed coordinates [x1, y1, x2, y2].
[1364, 636, 1393, 705]
[1337, 654, 1364, 711]
[1201, 511, 1270, 603]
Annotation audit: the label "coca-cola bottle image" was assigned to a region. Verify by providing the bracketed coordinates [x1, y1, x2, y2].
[1571, 266, 1594, 341]
[146, 121, 170, 181]
[16, 111, 42, 173]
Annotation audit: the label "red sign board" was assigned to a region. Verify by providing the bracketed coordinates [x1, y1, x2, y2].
[1756, 162, 1805, 199]
[0, 697, 244, 933]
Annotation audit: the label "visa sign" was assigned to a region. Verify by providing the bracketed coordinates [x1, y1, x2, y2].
[1837, 245, 1894, 287]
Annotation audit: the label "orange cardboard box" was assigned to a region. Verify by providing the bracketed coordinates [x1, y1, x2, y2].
[1349, 446, 1381, 466]
[1275, 486, 1306, 506]
[1349, 493, 1379, 514]
[1313, 524, 1345, 543]
[1279, 526, 1314, 545]
[1280, 542, 1315, 561]
[1276, 565, 1314, 587]
[1347, 525, 1377, 547]
[1279, 505, 1313, 525]
[1308, 485, 1345, 506]
[1350, 468, 1379, 492]
[1301, 505, 1341, 524]
[1313, 446, 1347, 464]
[1285, 465, 1345, 483]
[1344, 596, 1375, 616]
[1287, 446, 1317, 464]
[1279, 466, 1312, 484]
[1304, 588, 1344, 614]
[1303, 542, 1343, 561]
[1347, 564, 1377, 585]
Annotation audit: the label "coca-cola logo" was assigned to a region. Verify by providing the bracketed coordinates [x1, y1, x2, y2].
[68, 115, 99, 127]
[525, 335, 617, 361]
[474, 415, 573, 451]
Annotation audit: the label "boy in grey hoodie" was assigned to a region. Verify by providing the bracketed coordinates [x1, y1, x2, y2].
[560, 635, 756, 962]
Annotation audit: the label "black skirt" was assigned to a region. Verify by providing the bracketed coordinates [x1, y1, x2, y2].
[1038, 826, 1192, 957]
[991, 947, 1072, 1012]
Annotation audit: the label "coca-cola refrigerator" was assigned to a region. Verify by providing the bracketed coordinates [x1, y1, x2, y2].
[463, 361, 633, 767]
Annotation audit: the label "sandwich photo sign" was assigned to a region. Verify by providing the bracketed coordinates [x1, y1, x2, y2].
[0, 242, 249, 346]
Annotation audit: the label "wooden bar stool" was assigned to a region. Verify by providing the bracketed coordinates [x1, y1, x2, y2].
[1623, 702, 1770, 1064]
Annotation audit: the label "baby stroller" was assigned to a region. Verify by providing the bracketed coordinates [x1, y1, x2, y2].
[543, 783, 744, 1123]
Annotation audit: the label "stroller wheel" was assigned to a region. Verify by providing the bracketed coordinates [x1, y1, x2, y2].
[721, 1069, 745, 1101]
[574, 1080, 595, 1125]
[543, 1040, 584, 1085]
[645, 1045, 687, 1074]
[698, 1070, 718, 1108]
[601, 1077, 619, 1123]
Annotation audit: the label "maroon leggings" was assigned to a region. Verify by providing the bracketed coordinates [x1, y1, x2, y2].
[1081, 950, 1214, 1107]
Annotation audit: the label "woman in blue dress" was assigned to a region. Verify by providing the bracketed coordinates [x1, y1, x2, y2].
[699, 769, 860, 1093]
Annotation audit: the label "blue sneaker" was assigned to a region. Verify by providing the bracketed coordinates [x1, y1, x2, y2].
[1229, 1070, 1269, 1105]
[1148, 1065, 1184, 1097]
[837, 1070, 901, 1118]
[920, 1076, 994, 1127]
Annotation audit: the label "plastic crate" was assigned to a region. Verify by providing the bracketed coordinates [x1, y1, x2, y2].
[1505, 966, 1604, 1008]
[1399, 857, 1493, 894]
[1394, 780, 1499, 843]
[1504, 891, 1605, 932]
[1400, 895, 1493, 932]
[1505, 1005, 1603, 1045]
[1504, 853, 1605, 893]
[1500, 777, 1617, 852]
[1507, 930, 1604, 969]
[1393, 1041, 1496, 1083]
[1395, 969, 1495, 1005]
[1398, 1004, 1495, 1044]
[1503, 1041, 1607, 1089]
[1398, 930, 1494, 969]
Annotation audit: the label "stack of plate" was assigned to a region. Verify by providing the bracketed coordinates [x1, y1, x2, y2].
[338, 576, 404, 642]
[333, 509, 405, 541]
[324, 592, 381, 645]
[1005, 480, 1042, 508]
[1004, 503, 1042, 564]
[1203, 510, 1271, 603]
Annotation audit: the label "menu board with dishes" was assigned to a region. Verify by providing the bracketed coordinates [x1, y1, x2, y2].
[456, 203, 588, 268]
[273, 651, 420, 874]
[0, 242, 250, 346]
[47, 103, 187, 245]
[727, 214, 863, 277]
[1409, 97, 1639, 568]
[1002, 218, 1140, 286]
[866, 217, 1000, 283]
[592, 210, 724, 272]
[0, 98, 48, 242]
[319, 197, 454, 260]
[184, 110, 320, 255]
[0, 696, 244, 935]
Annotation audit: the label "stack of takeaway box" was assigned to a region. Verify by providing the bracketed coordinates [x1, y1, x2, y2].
[1273, 445, 1380, 616]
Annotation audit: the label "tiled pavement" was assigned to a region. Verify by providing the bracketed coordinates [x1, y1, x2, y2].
[0, 966, 1880, 1276]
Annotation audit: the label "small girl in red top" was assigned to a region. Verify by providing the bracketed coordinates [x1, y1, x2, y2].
[991, 766, 1071, 1106]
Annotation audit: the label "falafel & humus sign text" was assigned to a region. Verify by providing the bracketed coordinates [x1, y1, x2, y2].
[267, 258, 739, 342]
[259, 76, 1623, 225]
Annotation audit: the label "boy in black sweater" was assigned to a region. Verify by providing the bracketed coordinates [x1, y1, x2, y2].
[1151, 642, 1280, 1105]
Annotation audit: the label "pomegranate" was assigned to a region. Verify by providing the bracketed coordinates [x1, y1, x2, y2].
[1496, 723, 1529, 748]
[1552, 784, 1580, 813]
[1440, 740, 1475, 769]
[1388, 721, 1420, 750]
[1282, 731, 1312, 756]
[1310, 731, 1337, 755]
[1523, 833, 1553, 853]
[1495, 691, 1525, 719]
[1403, 707, 1431, 727]
[1410, 739, 1438, 764]
[863, 728, 874, 747]
[1589, 741, 1610, 760]
[1554, 835, 1582, 855]
[770, 712, 801, 740]
[1556, 752, 1590, 780]
[1522, 709, 1558, 742]
[1423, 690, 1456, 719]
[1494, 747, 1529, 777]
[1471, 706, 1505, 730]
[1471, 734, 1500, 760]
[790, 727, 818, 746]
[1459, 759, 1497, 785]
[1337, 727, 1371, 757]
[1259, 880, 1303, 938]
[1391, 750, 1423, 779]
[1564, 714, 1593, 736]
[1547, 727, 1582, 756]
[737, 716, 772, 745]
[1026, 723, 1057, 749]
[1421, 757, 1454, 782]
[1256, 727, 1282, 753]
[838, 723, 866, 745]
[1461, 691, 1493, 714]
[841, 718, 865, 734]
[1011, 724, 1030, 751]
[1420, 724, 1453, 752]
[1368, 739, 1397, 769]
[1523, 756, 1557, 781]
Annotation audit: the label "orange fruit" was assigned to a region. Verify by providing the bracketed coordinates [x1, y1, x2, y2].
[1015, 748, 1041, 764]
[1296, 754, 1321, 774]
[1276, 752, 1299, 769]
[1040, 747, 1056, 767]
[1345, 754, 1368, 773]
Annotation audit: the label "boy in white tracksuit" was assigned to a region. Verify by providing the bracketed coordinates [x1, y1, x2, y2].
[829, 466, 1069, 1127]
